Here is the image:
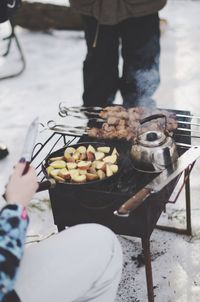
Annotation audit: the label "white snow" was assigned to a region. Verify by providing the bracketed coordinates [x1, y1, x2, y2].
[1, 0, 200, 301]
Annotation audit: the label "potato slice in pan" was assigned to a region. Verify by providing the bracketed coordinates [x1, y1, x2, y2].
[50, 160, 66, 169]
[95, 161, 106, 171]
[71, 174, 86, 183]
[103, 154, 117, 164]
[50, 169, 65, 182]
[87, 144, 96, 154]
[66, 162, 77, 170]
[77, 161, 92, 170]
[97, 170, 106, 180]
[46, 166, 54, 176]
[112, 148, 119, 156]
[86, 173, 99, 181]
[49, 156, 64, 162]
[86, 151, 95, 161]
[72, 151, 80, 161]
[69, 169, 79, 177]
[58, 168, 71, 180]
[78, 169, 87, 175]
[77, 146, 87, 153]
[110, 164, 118, 173]
[80, 152, 87, 160]
[106, 165, 113, 177]
[95, 151, 105, 161]
[64, 147, 76, 154]
[97, 146, 110, 154]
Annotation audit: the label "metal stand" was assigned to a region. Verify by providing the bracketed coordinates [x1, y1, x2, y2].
[142, 238, 154, 302]
[143, 166, 194, 302]
[0, 19, 26, 80]
[156, 167, 193, 236]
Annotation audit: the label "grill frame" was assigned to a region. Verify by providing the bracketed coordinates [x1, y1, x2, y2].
[32, 108, 197, 302]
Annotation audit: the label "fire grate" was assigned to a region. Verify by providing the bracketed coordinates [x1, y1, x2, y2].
[33, 108, 195, 195]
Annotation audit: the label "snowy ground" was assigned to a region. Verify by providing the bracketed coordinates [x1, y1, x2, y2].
[1, 0, 200, 301]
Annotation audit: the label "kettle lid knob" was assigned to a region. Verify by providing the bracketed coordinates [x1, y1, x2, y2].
[146, 132, 158, 142]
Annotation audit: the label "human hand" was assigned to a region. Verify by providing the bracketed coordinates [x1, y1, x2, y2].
[5, 163, 38, 208]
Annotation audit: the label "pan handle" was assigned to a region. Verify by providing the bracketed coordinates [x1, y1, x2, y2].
[36, 179, 56, 192]
[113, 187, 152, 217]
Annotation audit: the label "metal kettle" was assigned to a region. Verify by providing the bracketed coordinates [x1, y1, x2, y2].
[131, 114, 178, 172]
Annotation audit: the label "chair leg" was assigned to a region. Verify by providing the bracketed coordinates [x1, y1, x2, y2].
[0, 19, 26, 80]
[142, 237, 154, 302]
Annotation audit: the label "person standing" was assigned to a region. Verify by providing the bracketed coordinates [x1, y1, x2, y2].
[70, 0, 167, 108]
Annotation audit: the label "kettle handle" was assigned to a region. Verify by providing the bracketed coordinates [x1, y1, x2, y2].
[140, 113, 167, 130]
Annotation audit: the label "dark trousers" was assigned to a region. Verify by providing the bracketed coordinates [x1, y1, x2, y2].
[82, 13, 160, 108]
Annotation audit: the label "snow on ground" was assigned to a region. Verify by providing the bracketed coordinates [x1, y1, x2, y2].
[1, 0, 200, 301]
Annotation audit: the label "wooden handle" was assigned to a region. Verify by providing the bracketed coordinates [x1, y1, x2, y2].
[114, 187, 152, 217]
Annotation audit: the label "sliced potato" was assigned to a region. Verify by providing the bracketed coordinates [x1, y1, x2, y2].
[50, 160, 66, 169]
[97, 146, 110, 154]
[87, 151, 95, 161]
[77, 146, 87, 153]
[71, 174, 86, 183]
[77, 161, 92, 170]
[50, 169, 65, 182]
[58, 168, 71, 179]
[49, 156, 64, 162]
[110, 164, 118, 173]
[87, 144, 96, 154]
[106, 164, 113, 177]
[69, 169, 79, 177]
[46, 166, 54, 176]
[64, 147, 76, 154]
[66, 162, 77, 170]
[97, 170, 106, 180]
[95, 161, 106, 171]
[103, 154, 117, 164]
[50, 169, 60, 177]
[65, 156, 76, 163]
[91, 160, 98, 169]
[64, 152, 73, 161]
[46, 144, 119, 184]
[78, 169, 87, 175]
[86, 173, 99, 181]
[88, 167, 97, 174]
[95, 151, 105, 161]
[80, 152, 87, 160]
[54, 175, 65, 182]
[112, 148, 119, 156]
[72, 151, 80, 161]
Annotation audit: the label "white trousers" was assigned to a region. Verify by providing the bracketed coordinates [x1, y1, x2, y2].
[14, 224, 123, 302]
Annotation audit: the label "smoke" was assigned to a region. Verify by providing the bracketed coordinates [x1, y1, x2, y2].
[121, 34, 160, 108]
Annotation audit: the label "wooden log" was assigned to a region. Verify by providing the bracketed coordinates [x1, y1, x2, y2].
[13, 2, 84, 31]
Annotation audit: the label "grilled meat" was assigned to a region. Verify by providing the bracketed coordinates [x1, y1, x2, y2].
[87, 106, 178, 140]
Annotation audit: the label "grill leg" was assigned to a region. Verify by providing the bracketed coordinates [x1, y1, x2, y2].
[142, 238, 154, 302]
[185, 171, 192, 236]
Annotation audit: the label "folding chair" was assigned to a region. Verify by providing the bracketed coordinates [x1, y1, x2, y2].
[0, 18, 26, 80]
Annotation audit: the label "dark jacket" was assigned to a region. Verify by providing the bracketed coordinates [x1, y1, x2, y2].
[69, 0, 167, 25]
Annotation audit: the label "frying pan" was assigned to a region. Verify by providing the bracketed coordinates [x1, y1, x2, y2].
[37, 141, 123, 192]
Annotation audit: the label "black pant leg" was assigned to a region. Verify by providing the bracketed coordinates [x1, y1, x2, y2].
[82, 16, 119, 107]
[120, 13, 160, 108]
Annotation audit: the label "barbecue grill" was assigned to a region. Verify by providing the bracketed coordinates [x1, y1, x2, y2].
[32, 107, 200, 302]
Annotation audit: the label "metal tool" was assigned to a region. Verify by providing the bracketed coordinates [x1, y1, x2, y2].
[114, 146, 200, 217]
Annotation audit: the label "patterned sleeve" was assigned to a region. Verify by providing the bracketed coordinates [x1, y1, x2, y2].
[0, 204, 29, 301]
